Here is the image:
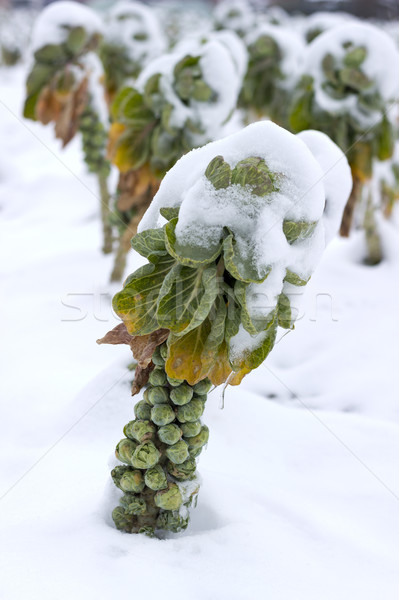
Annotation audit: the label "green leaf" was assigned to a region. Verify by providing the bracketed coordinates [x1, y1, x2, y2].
[231, 157, 276, 196]
[376, 115, 394, 162]
[122, 90, 155, 127]
[277, 293, 293, 329]
[339, 68, 372, 92]
[113, 254, 175, 335]
[160, 207, 180, 221]
[282, 220, 317, 244]
[205, 156, 231, 190]
[234, 280, 275, 335]
[284, 269, 310, 286]
[223, 230, 270, 283]
[289, 76, 314, 133]
[23, 92, 40, 120]
[131, 227, 167, 263]
[111, 86, 136, 120]
[165, 218, 222, 267]
[229, 310, 278, 373]
[26, 64, 55, 95]
[343, 46, 367, 68]
[157, 263, 218, 334]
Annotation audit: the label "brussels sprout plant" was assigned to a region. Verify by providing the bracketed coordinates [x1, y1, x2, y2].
[23, 2, 114, 254]
[289, 23, 399, 263]
[99, 120, 352, 536]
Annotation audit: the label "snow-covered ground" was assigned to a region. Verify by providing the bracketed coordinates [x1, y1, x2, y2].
[1, 65, 399, 599]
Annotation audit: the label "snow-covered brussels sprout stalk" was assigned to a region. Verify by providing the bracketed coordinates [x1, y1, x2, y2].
[107, 39, 242, 281]
[240, 23, 304, 124]
[99, 1, 166, 105]
[23, 1, 114, 254]
[289, 23, 399, 262]
[99, 121, 351, 535]
[213, 0, 255, 38]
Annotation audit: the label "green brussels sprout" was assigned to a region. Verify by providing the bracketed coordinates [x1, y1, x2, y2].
[138, 526, 155, 537]
[180, 420, 202, 438]
[148, 367, 168, 387]
[166, 375, 184, 387]
[154, 483, 183, 510]
[124, 419, 156, 443]
[151, 404, 175, 426]
[115, 438, 138, 465]
[192, 378, 212, 395]
[343, 46, 367, 68]
[145, 386, 169, 405]
[144, 465, 168, 490]
[170, 383, 194, 406]
[151, 346, 165, 366]
[120, 469, 145, 493]
[165, 439, 189, 464]
[160, 344, 168, 360]
[166, 457, 196, 480]
[112, 506, 134, 532]
[120, 493, 147, 515]
[176, 399, 204, 423]
[134, 400, 152, 420]
[185, 425, 209, 453]
[156, 510, 189, 532]
[131, 441, 161, 469]
[158, 423, 182, 445]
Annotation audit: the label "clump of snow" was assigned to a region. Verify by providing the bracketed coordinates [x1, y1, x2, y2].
[136, 39, 242, 144]
[102, 0, 166, 76]
[31, 1, 103, 51]
[245, 22, 305, 89]
[213, 0, 256, 37]
[139, 121, 352, 359]
[303, 22, 399, 125]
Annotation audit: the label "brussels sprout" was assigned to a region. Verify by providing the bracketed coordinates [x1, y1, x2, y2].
[160, 344, 168, 360]
[148, 367, 167, 387]
[151, 346, 165, 366]
[120, 493, 147, 515]
[156, 510, 189, 532]
[165, 439, 189, 464]
[180, 420, 202, 438]
[111, 465, 130, 490]
[146, 386, 169, 405]
[170, 384, 193, 406]
[205, 155, 231, 190]
[134, 400, 152, 420]
[185, 426, 209, 453]
[231, 157, 275, 196]
[132, 441, 161, 469]
[120, 469, 145, 493]
[154, 483, 183, 510]
[124, 419, 155, 443]
[166, 375, 184, 387]
[166, 457, 196, 480]
[112, 506, 134, 532]
[115, 438, 138, 465]
[158, 423, 182, 445]
[192, 378, 212, 395]
[151, 404, 175, 426]
[176, 399, 204, 423]
[144, 465, 168, 490]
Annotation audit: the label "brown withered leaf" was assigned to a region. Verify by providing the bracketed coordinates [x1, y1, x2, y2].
[116, 167, 160, 213]
[97, 324, 169, 395]
[54, 76, 89, 146]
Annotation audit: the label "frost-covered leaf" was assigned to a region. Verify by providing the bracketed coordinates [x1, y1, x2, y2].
[234, 280, 275, 334]
[223, 230, 270, 283]
[159, 207, 180, 221]
[277, 293, 293, 329]
[229, 312, 278, 375]
[157, 263, 218, 334]
[284, 270, 310, 287]
[113, 255, 175, 335]
[205, 155, 231, 189]
[231, 157, 276, 196]
[282, 220, 317, 244]
[165, 218, 222, 267]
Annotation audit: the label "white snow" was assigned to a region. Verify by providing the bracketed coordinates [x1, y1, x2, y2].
[1, 47, 399, 600]
[31, 1, 103, 51]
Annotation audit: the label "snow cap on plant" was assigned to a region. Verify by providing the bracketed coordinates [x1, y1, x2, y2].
[113, 121, 351, 386]
[241, 22, 305, 120]
[213, 0, 256, 38]
[302, 12, 357, 44]
[108, 38, 243, 177]
[99, 0, 166, 101]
